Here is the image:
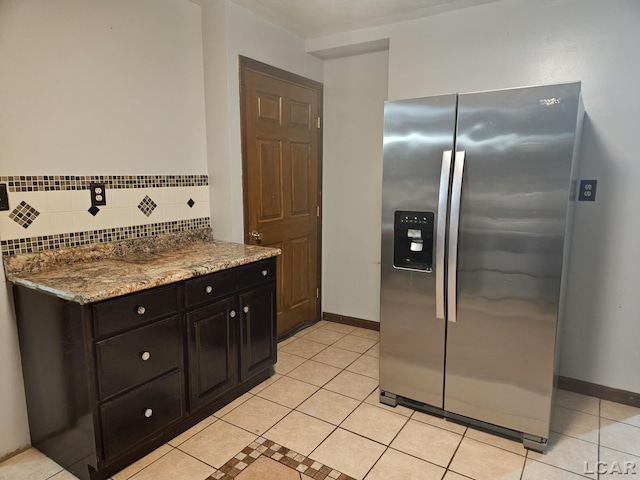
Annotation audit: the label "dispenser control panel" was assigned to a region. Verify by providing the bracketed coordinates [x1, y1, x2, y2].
[393, 211, 434, 272]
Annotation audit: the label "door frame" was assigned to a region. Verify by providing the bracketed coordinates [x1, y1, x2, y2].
[238, 55, 324, 327]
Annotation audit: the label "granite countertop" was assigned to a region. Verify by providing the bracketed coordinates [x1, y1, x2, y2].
[3, 228, 280, 305]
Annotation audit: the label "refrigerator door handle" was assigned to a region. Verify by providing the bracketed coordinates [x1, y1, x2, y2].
[435, 150, 452, 320]
[447, 150, 466, 323]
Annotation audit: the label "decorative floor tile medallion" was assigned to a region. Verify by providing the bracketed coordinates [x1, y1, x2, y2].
[208, 437, 354, 480]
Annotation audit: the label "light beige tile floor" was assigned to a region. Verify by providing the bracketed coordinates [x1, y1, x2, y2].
[3, 321, 640, 480]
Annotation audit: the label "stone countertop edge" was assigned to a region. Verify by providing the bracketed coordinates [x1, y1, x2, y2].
[3, 228, 281, 305]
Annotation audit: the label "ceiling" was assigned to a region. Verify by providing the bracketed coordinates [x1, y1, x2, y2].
[223, 0, 500, 37]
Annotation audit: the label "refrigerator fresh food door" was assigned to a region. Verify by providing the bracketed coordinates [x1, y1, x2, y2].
[380, 95, 457, 408]
[444, 83, 582, 438]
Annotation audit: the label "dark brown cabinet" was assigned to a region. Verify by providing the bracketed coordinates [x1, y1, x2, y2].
[100, 370, 185, 461]
[95, 315, 183, 401]
[13, 257, 277, 480]
[187, 297, 237, 410]
[239, 284, 277, 381]
[186, 261, 277, 411]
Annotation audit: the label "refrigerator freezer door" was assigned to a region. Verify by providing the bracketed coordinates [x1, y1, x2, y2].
[380, 95, 457, 408]
[444, 83, 582, 438]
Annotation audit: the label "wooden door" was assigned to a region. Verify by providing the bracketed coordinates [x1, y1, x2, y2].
[240, 57, 322, 337]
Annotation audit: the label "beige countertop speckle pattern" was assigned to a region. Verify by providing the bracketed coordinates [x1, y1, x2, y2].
[3, 229, 280, 304]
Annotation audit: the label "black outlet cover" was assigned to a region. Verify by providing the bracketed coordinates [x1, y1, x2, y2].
[0, 184, 9, 211]
[90, 182, 107, 206]
[579, 179, 597, 202]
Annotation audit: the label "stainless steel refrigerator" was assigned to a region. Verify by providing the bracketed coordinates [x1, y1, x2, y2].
[379, 82, 583, 452]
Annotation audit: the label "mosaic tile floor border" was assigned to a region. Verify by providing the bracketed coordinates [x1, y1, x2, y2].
[209, 437, 355, 480]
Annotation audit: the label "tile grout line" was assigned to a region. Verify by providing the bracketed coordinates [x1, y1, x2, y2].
[444, 427, 465, 478]
[548, 429, 600, 447]
[42, 465, 65, 480]
[278, 329, 496, 478]
[277, 338, 377, 387]
[221, 348, 381, 473]
[172, 445, 223, 476]
[361, 445, 387, 480]
[525, 458, 596, 480]
[294, 360, 457, 478]
[279, 331, 386, 478]
[113, 444, 181, 480]
[518, 442, 526, 480]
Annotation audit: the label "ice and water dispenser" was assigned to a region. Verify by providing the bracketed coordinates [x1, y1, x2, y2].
[393, 211, 434, 272]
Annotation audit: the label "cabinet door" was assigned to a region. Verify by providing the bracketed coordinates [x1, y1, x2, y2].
[186, 297, 237, 411]
[238, 282, 277, 382]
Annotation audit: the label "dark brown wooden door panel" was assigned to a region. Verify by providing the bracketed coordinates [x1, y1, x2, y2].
[289, 236, 311, 308]
[257, 139, 284, 222]
[241, 57, 322, 336]
[257, 93, 282, 124]
[290, 142, 311, 216]
[290, 100, 311, 129]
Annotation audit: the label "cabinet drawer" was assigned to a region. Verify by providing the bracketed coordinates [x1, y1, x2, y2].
[184, 258, 276, 308]
[184, 268, 237, 307]
[237, 258, 276, 289]
[96, 317, 182, 400]
[100, 371, 184, 461]
[94, 285, 178, 338]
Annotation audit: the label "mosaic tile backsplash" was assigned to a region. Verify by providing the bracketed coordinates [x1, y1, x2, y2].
[1, 175, 208, 192]
[0, 174, 211, 256]
[9, 201, 40, 229]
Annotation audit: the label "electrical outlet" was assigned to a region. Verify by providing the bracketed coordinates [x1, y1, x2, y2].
[0, 184, 9, 211]
[579, 179, 597, 202]
[90, 182, 107, 206]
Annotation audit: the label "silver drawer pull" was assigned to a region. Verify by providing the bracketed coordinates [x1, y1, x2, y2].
[243, 306, 249, 314]
[141, 351, 151, 361]
[261, 269, 268, 276]
[137, 306, 146, 315]
[205, 285, 213, 294]
[144, 408, 153, 418]
[230, 310, 236, 318]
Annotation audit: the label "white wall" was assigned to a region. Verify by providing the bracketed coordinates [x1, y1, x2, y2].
[0, 0, 208, 457]
[0, 0, 207, 175]
[201, 0, 233, 241]
[322, 51, 389, 321]
[202, 0, 324, 243]
[310, 0, 640, 393]
[0, 265, 29, 458]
